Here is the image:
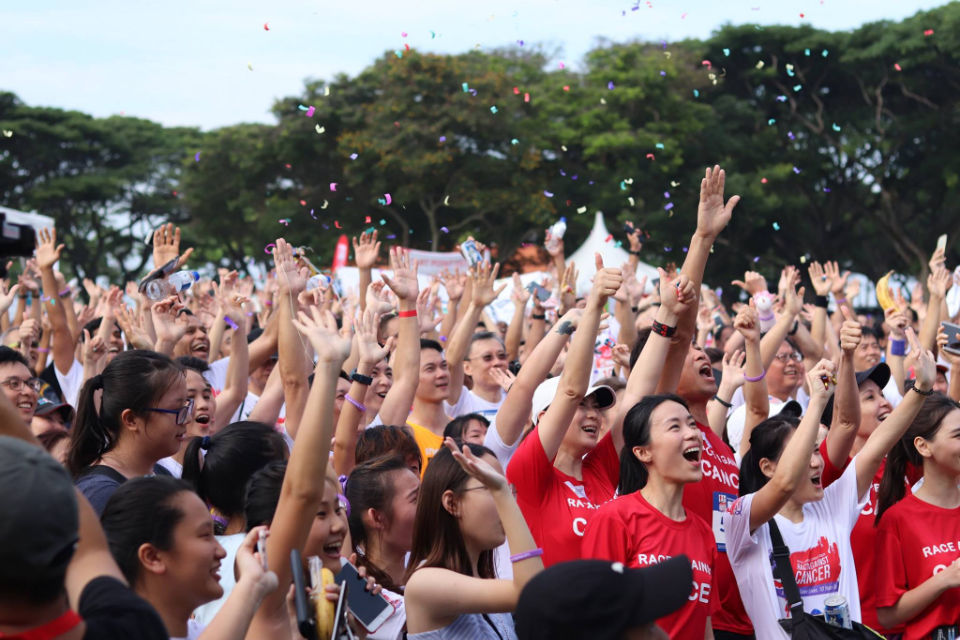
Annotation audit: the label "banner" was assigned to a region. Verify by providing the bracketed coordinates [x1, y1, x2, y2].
[406, 249, 469, 277]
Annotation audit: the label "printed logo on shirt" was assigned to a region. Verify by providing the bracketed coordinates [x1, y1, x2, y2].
[637, 553, 713, 604]
[564, 480, 588, 500]
[859, 480, 880, 516]
[712, 492, 737, 552]
[772, 536, 842, 607]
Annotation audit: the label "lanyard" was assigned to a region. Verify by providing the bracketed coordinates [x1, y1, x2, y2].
[0, 610, 82, 640]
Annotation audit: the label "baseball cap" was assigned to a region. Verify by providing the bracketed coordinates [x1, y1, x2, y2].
[515, 557, 693, 640]
[530, 376, 616, 425]
[35, 394, 76, 425]
[0, 436, 79, 584]
[821, 362, 890, 426]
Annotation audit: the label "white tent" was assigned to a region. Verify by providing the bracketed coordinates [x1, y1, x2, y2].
[566, 211, 659, 292]
[0, 205, 55, 233]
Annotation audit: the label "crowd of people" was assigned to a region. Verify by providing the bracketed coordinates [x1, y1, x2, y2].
[2, 164, 960, 639]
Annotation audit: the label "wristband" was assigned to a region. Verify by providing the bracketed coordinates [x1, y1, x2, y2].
[531, 313, 546, 320]
[911, 385, 934, 396]
[224, 316, 239, 330]
[397, 309, 417, 318]
[37, 347, 49, 353]
[651, 320, 676, 338]
[744, 369, 766, 382]
[889, 339, 906, 356]
[834, 297, 847, 304]
[264, 300, 273, 306]
[628, 250, 642, 256]
[58, 287, 71, 298]
[510, 548, 544, 563]
[350, 370, 373, 385]
[344, 394, 366, 413]
[814, 295, 829, 309]
[713, 395, 733, 409]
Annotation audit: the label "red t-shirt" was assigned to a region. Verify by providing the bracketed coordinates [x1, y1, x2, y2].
[876, 493, 960, 640]
[682, 422, 751, 634]
[506, 428, 619, 567]
[582, 491, 717, 640]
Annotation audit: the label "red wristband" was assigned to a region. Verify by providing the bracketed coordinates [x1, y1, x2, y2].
[397, 309, 418, 318]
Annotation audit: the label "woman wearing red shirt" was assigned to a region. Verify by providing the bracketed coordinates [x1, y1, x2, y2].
[582, 393, 717, 640]
[875, 393, 960, 640]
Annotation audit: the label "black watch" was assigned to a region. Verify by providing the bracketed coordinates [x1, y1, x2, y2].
[350, 369, 373, 386]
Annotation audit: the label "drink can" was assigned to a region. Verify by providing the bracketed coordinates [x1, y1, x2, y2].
[823, 595, 851, 629]
[460, 240, 483, 267]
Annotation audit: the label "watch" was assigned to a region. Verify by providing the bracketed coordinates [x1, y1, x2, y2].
[350, 369, 373, 386]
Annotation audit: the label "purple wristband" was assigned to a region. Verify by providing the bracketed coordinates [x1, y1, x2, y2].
[758, 312, 775, 323]
[224, 316, 239, 330]
[510, 548, 544, 563]
[344, 394, 366, 413]
[744, 369, 766, 383]
[890, 339, 906, 356]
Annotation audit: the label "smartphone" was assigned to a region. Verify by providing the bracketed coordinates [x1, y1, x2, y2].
[335, 559, 394, 632]
[460, 240, 483, 267]
[526, 282, 551, 302]
[943, 322, 960, 356]
[290, 550, 316, 639]
[937, 234, 948, 252]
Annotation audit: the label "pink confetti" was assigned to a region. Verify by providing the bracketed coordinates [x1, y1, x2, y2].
[334, 221, 342, 229]
[306, 106, 315, 117]
[559, 62, 565, 69]
[761, 178, 768, 184]
[645, 153, 655, 160]
[364, 216, 371, 223]
[924, 29, 934, 36]
[894, 63, 902, 71]
[513, 87, 520, 95]
[604, 234, 612, 242]
[401, 31, 407, 37]
[384, 193, 392, 205]
[330, 183, 337, 191]
[264, 243, 276, 254]
[299, 199, 306, 205]
[563, 85, 570, 91]
[701, 60, 712, 68]
[263, 22, 269, 31]
[524, 92, 530, 102]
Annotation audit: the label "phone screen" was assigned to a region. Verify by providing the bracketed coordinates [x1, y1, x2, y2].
[943, 322, 960, 356]
[335, 560, 394, 631]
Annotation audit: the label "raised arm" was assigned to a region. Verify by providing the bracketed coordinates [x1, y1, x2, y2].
[353, 230, 380, 312]
[537, 255, 621, 461]
[505, 274, 529, 363]
[747, 360, 836, 533]
[854, 328, 934, 498]
[759, 269, 804, 369]
[214, 286, 250, 427]
[922, 265, 952, 354]
[822, 307, 863, 470]
[273, 239, 311, 440]
[375, 247, 421, 425]
[35, 228, 76, 375]
[884, 308, 909, 394]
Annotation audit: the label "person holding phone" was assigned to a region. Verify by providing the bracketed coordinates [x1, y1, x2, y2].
[874, 393, 960, 639]
[403, 439, 544, 639]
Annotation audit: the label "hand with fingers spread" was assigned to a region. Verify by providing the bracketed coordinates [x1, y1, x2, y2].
[731, 271, 768, 296]
[365, 281, 394, 315]
[695, 165, 740, 240]
[35, 228, 64, 271]
[844, 278, 861, 303]
[470, 261, 506, 308]
[590, 254, 623, 308]
[151, 295, 187, 346]
[381, 247, 420, 302]
[733, 304, 761, 344]
[357, 307, 395, 366]
[777, 266, 800, 301]
[782, 278, 805, 318]
[439, 269, 466, 302]
[624, 270, 647, 307]
[83, 278, 103, 306]
[152, 223, 193, 270]
[721, 349, 747, 389]
[291, 306, 352, 363]
[928, 265, 953, 299]
[807, 261, 833, 297]
[415, 288, 442, 334]
[352, 230, 381, 270]
[115, 304, 153, 351]
[444, 437, 508, 491]
[490, 367, 516, 393]
[0, 281, 21, 315]
[272, 238, 308, 294]
[822, 261, 850, 298]
[82, 329, 107, 368]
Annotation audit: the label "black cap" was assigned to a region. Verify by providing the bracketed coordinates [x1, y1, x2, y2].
[821, 362, 890, 426]
[0, 437, 78, 584]
[515, 557, 693, 640]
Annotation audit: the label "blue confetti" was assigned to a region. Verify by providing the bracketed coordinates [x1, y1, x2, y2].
[693, 89, 700, 98]
[543, 190, 554, 197]
[490, 105, 498, 114]
[723, 48, 730, 56]
[793, 84, 802, 92]
[511, 138, 519, 145]
[462, 83, 469, 92]
[772, 222, 781, 230]
[608, 81, 615, 90]
[655, 142, 664, 149]
[804, 48, 811, 56]
[831, 123, 842, 131]
[776, 95, 788, 102]
[768, 118, 776, 125]
[822, 49, 829, 57]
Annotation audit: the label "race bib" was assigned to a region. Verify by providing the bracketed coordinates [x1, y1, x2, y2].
[713, 491, 737, 552]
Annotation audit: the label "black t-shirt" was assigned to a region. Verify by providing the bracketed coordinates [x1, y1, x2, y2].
[79, 576, 167, 639]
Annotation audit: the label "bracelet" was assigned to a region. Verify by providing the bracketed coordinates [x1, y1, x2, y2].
[628, 250, 642, 256]
[58, 287, 71, 297]
[510, 548, 544, 563]
[814, 295, 828, 309]
[834, 297, 847, 304]
[713, 395, 733, 408]
[439, 335, 447, 342]
[37, 347, 49, 353]
[911, 385, 934, 396]
[889, 339, 906, 356]
[224, 316, 239, 330]
[344, 394, 367, 413]
[350, 370, 373, 385]
[397, 309, 417, 318]
[651, 320, 676, 338]
[744, 369, 766, 383]
[531, 313, 546, 320]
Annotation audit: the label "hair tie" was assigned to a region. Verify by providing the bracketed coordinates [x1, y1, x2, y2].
[200, 435, 212, 450]
[90, 374, 104, 390]
[338, 474, 348, 493]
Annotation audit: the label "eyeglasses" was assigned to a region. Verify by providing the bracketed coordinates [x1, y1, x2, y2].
[0, 377, 42, 393]
[468, 352, 508, 364]
[145, 399, 194, 425]
[773, 353, 803, 363]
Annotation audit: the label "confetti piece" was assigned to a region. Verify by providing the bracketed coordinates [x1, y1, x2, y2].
[768, 118, 776, 125]
[722, 48, 730, 56]
[776, 95, 787, 102]
[310, 209, 316, 219]
[517, 39, 524, 46]
[804, 48, 811, 56]
[755, 61, 765, 70]
[655, 143, 664, 149]
[894, 63, 902, 71]
[384, 193, 392, 205]
[524, 93, 530, 102]
[792, 167, 801, 174]
[194, 152, 200, 162]
[330, 183, 337, 191]
[323, 86, 330, 96]
[701, 59, 712, 68]
[605, 234, 613, 242]
[563, 85, 570, 91]
[264, 243, 276, 254]
[793, 84, 802, 92]
[306, 106, 315, 117]
[822, 49, 829, 57]
[670, 181, 680, 187]
[761, 177, 768, 184]
[394, 51, 403, 58]
[334, 221, 342, 229]
[386, 234, 396, 239]
[350, 153, 358, 160]
[753, 256, 760, 263]
[490, 105, 498, 114]
[628, 197, 635, 206]
[439, 136, 446, 142]
[772, 222, 780, 230]
[429, 30, 436, 38]
[443, 195, 450, 205]
[824, 188, 831, 193]
[543, 190, 554, 197]
[799, 13, 805, 18]
[1, 130, 12, 137]
[831, 123, 841, 132]
[321, 200, 329, 209]
[664, 191, 670, 198]
[600, 98, 607, 105]
[364, 216, 371, 223]
[645, 153, 655, 160]
[577, 206, 587, 214]
[692, 89, 699, 98]
[279, 218, 291, 226]
[263, 22, 269, 31]
[299, 199, 306, 206]
[561, 145, 567, 151]
[440, 227, 449, 233]
[297, 104, 309, 111]
[924, 29, 934, 36]
[513, 87, 520, 95]
[316, 124, 324, 134]
[379, 219, 386, 225]
[462, 82, 469, 92]
[785, 63, 795, 77]
[664, 202, 674, 211]
[511, 138, 519, 145]
[607, 81, 615, 90]
[660, 70, 666, 76]
[401, 31, 407, 37]
[247, 63, 253, 71]
[788, 131, 795, 140]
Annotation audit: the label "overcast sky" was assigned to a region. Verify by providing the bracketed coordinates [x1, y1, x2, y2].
[3, 0, 945, 130]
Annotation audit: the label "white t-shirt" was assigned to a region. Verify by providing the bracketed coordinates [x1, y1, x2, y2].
[157, 456, 183, 478]
[55, 359, 84, 409]
[726, 456, 866, 639]
[170, 618, 203, 640]
[482, 422, 520, 471]
[444, 387, 503, 421]
[203, 357, 230, 393]
[191, 533, 246, 626]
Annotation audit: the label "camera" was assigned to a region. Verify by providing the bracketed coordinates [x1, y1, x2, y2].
[0, 213, 38, 278]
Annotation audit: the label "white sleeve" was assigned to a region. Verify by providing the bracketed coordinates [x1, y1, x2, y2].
[825, 454, 868, 531]
[204, 357, 230, 392]
[483, 420, 520, 470]
[725, 493, 761, 565]
[55, 359, 84, 408]
[444, 386, 474, 417]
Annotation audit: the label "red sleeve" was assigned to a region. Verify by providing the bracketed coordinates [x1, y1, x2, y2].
[584, 432, 620, 488]
[580, 503, 629, 564]
[506, 427, 554, 502]
[710, 540, 719, 615]
[820, 437, 850, 488]
[875, 514, 908, 608]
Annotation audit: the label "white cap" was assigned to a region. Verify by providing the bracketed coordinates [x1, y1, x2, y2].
[530, 376, 617, 425]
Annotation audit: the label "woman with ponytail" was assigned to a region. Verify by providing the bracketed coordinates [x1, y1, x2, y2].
[68, 349, 188, 514]
[582, 394, 716, 639]
[874, 393, 960, 638]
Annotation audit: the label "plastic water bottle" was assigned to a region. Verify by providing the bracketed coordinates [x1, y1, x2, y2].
[545, 218, 567, 253]
[144, 270, 200, 301]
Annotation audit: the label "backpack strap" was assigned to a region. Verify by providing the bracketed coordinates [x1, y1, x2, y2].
[768, 518, 806, 622]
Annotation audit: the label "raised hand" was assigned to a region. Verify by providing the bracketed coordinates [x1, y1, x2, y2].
[151, 295, 188, 345]
[489, 367, 516, 393]
[928, 265, 953, 299]
[823, 261, 850, 297]
[733, 304, 761, 343]
[152, 223, 193, 270]
[291, 306, 351, 363]
[352, 230, 381, 270]
[82, 329, 107, 367]
[611, 343, 631, 370]
[884, 307, 909, 340]
[443, 437, 508, 491]
[0, 282, 21, 315]
[806, 359, 839, 404]
[907, 327, 936, 391]
[381, 247, 420, 302]
[470, 261, 506, 307]
[731, 270, 768, 296]
[657, 267, 695, 317]
[625, 221, 644, 253]
[937, 325, 960, 365]
[356, 308, 394, 365]
[19, 318, 40, 346]
[235, 526, 279, 600]
[83, 278, 103, 306]
[35, 228, 64, 271]
[365, 281, 394, 315]
[807, 261, 833, 297]
[272, 238, 308, 294]
[591, 254, 623, 305]
[721, 349, 747, 389]
[838, 306, 862, 353]
[416, 287, 442, 334]
[696, 165, 740, 240]
[115, 304, 153, 351]
[929, 245, 947, 273]
[783, 278, 805, 317]
[440, 269, 466, 302]
[511, 273, 531, 306]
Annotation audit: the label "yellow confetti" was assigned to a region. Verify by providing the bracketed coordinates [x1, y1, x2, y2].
[1, 130, 12, 138]
[323, 86, 330, 96]
[755, 60, 765, 70]
[628, 197, 635, 206]
[315, 124, 325, 134]
[600, 98, 606, 105]
[247, 63, 253, 71]
[576, 206, 587, 214]
[443, 195, 450, 206]
[320, 200, 329, 209]
[670, 180, 681, 187]
[561, 145, 568, 152]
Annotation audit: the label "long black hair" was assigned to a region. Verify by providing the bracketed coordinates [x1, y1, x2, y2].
[181, 421, 287, 527]
[618, 394, 690, 495]
[100, 476, 192, 586]
[738, 415, 801, 497]
[876, 393, 960, 523]
[67, 350, 183, 477]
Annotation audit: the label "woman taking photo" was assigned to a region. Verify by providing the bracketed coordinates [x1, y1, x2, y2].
[404, 438, 544, 639]
[726, 328, 935, 638]
[582, 393, 716, 639]
[874, 393, 960, 639]
[68, 349, 189, 514]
